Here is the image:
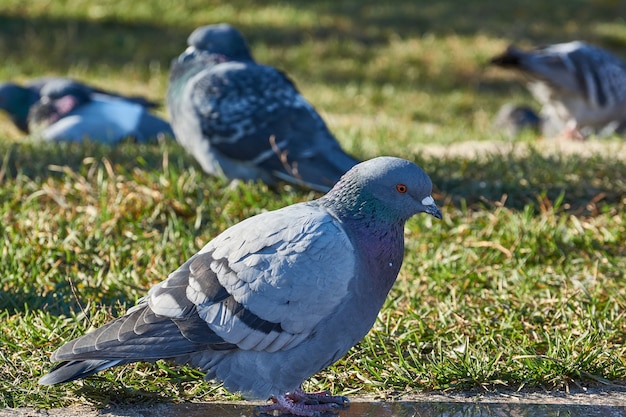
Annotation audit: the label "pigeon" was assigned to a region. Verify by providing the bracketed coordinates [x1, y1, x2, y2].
[39, 156, 442, 417]
[0, 77, 159, 134]
[492, 103, 542, 138]
[27, 79, 174, 144]
[490, 41, 626, 139]
[167, 23, 359, 192]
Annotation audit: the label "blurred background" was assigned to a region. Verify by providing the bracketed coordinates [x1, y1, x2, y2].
[2, 0, 626, 151]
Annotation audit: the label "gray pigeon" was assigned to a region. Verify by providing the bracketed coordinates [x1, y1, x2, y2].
[27, 79, 173, 144]
[0, 77, 159, 134]
[490, 41, 626, 139]
[39, 156, 441, 417]
[167, 23, 359, 192]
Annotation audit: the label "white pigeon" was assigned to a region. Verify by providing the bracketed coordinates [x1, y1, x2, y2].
[39, 156, 441, 417]
[27, 79, 173, 144]
[0, 77, 160, 134]
[491, 41, 626, 139]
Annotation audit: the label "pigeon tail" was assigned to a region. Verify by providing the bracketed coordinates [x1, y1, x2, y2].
[38, 359, 124, 385]
[490, 46, 524, 67]
[273, 149, 359, 192]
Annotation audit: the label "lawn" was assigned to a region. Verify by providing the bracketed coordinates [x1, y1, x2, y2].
[1, 0, 625, 409]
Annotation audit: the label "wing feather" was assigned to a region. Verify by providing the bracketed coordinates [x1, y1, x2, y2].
[186, 203, 355, 351]
[48, 202, 354, 371]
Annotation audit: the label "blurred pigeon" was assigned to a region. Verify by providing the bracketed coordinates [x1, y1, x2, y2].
[490, 41, 626, 139]
[0, 77, 159, 133]
[27, 79, 173, 144]
[167, 23, 359, 192]
[39, 156, 442, 417]
[493, 103, 542, 138]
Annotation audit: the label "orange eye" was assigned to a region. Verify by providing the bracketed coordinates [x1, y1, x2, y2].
[396, 184, 407, 193]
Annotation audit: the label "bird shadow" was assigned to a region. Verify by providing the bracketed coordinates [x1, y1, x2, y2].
[0, 13, 186, 78]
[0, 137, 182, 181]
[418, 145, 626, 215]
[72, 382, 171, 409]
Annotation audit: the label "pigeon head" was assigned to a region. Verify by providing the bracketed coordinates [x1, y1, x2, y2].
[323, 156, 441, 223]
[27, 80, 89, 130]
[187, 23, 253, 61]
[28, 95, 81, 130]
[39, 79, 91, 103]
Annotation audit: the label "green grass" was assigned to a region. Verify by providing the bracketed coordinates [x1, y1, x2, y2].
[1, 0, 626, 410]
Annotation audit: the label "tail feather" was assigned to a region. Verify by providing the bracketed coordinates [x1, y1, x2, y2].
[39, 303, 230, 385]
[38, 359, 124, 385]
[490, 46, 524, 68]
[273, 149, 359, 192]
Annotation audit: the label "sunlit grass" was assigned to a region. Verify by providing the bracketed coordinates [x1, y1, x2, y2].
[1, 0, 625, 410]
[1, 139, 624, 408]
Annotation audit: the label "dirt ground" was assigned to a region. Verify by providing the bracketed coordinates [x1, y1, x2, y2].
[2, 386, 626, 417]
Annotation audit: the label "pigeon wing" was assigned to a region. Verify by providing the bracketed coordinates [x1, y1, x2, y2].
[184, 203, 356, 353]
[49, 264, 234, 364]
[190, 61, 357, 188]
[562, 43, 626, 108]
[495, 42, 626, 108]
[190, 62, 307, 161]
[53, 201, 355, 363]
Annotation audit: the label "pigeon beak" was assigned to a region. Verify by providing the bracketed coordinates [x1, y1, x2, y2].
[421, 195, 442, 219]
[178, 46, 198, 63]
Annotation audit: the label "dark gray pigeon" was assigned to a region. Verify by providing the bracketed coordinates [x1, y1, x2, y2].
[27, 79, 173, 144]
[39, 156, 441, 417]
[0, 77, 159, 134]
[491, 41, 626, 139]
[167, 23, 359, 192]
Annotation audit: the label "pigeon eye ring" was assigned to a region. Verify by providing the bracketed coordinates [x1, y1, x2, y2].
[396, 184, 407, 193]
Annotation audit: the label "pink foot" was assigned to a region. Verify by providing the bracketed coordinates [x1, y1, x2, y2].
[255, 388, 350, 416]
[559, 122, 586, 141]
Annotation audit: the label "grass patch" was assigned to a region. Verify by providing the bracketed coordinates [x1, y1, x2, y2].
[0, 0, 625, 410]
[1, 141, 624, 408]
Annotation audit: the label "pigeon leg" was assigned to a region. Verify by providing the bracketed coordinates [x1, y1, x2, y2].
[560, 120, 586, 141]
[255, 388, 350, 416]
[288, 388, 350, 405]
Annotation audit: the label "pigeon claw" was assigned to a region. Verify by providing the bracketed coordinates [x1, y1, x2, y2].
[254, 388, 350, 416]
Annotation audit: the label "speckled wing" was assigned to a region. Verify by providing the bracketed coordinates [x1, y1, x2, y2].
[47, 202, 354, 368]
[178, 202, 356, 353]
[48, 264, 234, 364]
[189, 61, 334, 167]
